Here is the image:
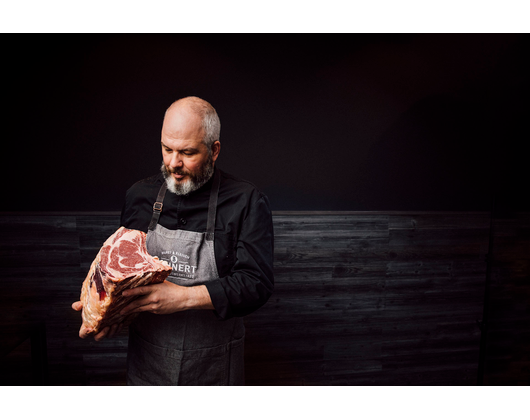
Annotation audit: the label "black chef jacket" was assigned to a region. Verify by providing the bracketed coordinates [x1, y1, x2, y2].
[120, 168, 274, 320]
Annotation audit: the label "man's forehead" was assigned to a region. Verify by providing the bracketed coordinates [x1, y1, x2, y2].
[161, 138, 204, 150]
[161, 106, 205, 143]
[165, 103, 201, 123]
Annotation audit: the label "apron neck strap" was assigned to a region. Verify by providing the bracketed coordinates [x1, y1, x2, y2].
[148, 179, 168, 231]
[206, 167, 220, 242]
[148, 167, 221, 242]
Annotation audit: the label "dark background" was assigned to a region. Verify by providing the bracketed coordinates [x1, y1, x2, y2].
[1, 33, 529, 389]
[2, 34, 529, 212]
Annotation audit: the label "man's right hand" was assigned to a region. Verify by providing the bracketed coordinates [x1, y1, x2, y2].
[71, 301, 123, 341]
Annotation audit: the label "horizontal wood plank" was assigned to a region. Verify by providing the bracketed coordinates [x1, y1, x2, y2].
[1, 212, 528, 385]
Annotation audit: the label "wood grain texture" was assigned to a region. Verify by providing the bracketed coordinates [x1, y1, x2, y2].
[0, 212, 528, 385]
[245, 212, 490, 385]
[483, 213, 530, 385]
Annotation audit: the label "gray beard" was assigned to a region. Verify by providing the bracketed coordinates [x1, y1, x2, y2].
[160, 155, 214, 196]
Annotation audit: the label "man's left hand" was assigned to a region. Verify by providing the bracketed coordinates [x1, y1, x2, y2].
[120, 280, 214, 316]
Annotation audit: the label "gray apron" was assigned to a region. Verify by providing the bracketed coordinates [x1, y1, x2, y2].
[126, 168, 245, 386]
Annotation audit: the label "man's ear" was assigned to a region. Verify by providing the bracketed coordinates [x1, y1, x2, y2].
[211, 141, 221, 163]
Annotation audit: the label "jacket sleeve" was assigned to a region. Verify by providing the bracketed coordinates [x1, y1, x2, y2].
[205, 194, 274, 320]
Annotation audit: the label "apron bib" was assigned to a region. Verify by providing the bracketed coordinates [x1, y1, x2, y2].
[126, 168, 245, 385]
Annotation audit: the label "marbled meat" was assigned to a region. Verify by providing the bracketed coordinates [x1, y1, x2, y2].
[79, 226, 172, 336]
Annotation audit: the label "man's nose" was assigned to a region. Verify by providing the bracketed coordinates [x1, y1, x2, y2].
[169, 153, 183, 168]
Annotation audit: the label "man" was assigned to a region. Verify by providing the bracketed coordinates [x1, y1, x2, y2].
[72, 96, 274, 385]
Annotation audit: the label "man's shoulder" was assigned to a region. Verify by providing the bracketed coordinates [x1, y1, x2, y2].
[219, 169, 266, 199]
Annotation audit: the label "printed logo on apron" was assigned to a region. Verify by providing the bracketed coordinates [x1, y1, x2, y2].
[160, 251, 197, 278]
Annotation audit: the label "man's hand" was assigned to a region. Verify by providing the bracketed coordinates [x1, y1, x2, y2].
[71, 282, 213, 340]
[71, 301, 123, 341]
[119, 280, 214, 316]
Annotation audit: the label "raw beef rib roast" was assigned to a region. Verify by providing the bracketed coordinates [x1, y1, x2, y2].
[79, 226, 172, 336]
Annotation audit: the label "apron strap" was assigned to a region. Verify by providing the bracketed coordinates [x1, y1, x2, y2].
[148, 167, 220, 240]
[148, 180, 168, 231]
[206, 167, 220, 242]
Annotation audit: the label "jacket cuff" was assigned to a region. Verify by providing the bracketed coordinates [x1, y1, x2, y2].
[205, 279, 230, 320]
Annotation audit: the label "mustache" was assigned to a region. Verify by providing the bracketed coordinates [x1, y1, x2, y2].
[167, 167, 189, 176]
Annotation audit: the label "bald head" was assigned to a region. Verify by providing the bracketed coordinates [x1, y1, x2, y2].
[160, 97, 221, 195]
[163, 96, 221, 148]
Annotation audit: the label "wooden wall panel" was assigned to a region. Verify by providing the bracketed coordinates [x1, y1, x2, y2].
[245, 214, 389, 385]
[244, 212, 491, 385]
[484, 213, 530, 385]
[382, 213, 489, 385]
[1, 212, 528, 385]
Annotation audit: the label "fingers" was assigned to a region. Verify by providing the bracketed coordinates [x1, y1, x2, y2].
[79, 325, 92, 339]
[106, 323, 122, 339]
[94, 326, 109, 342]
[74, 286, 159, 341]
[81, 324, 124, 341]
[121, 301, 153, 316]
[94, 324, 123, 340]
[120, 284, 161, 314]
[122, 286, 151, 298]
[75, 302, 125, 341]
